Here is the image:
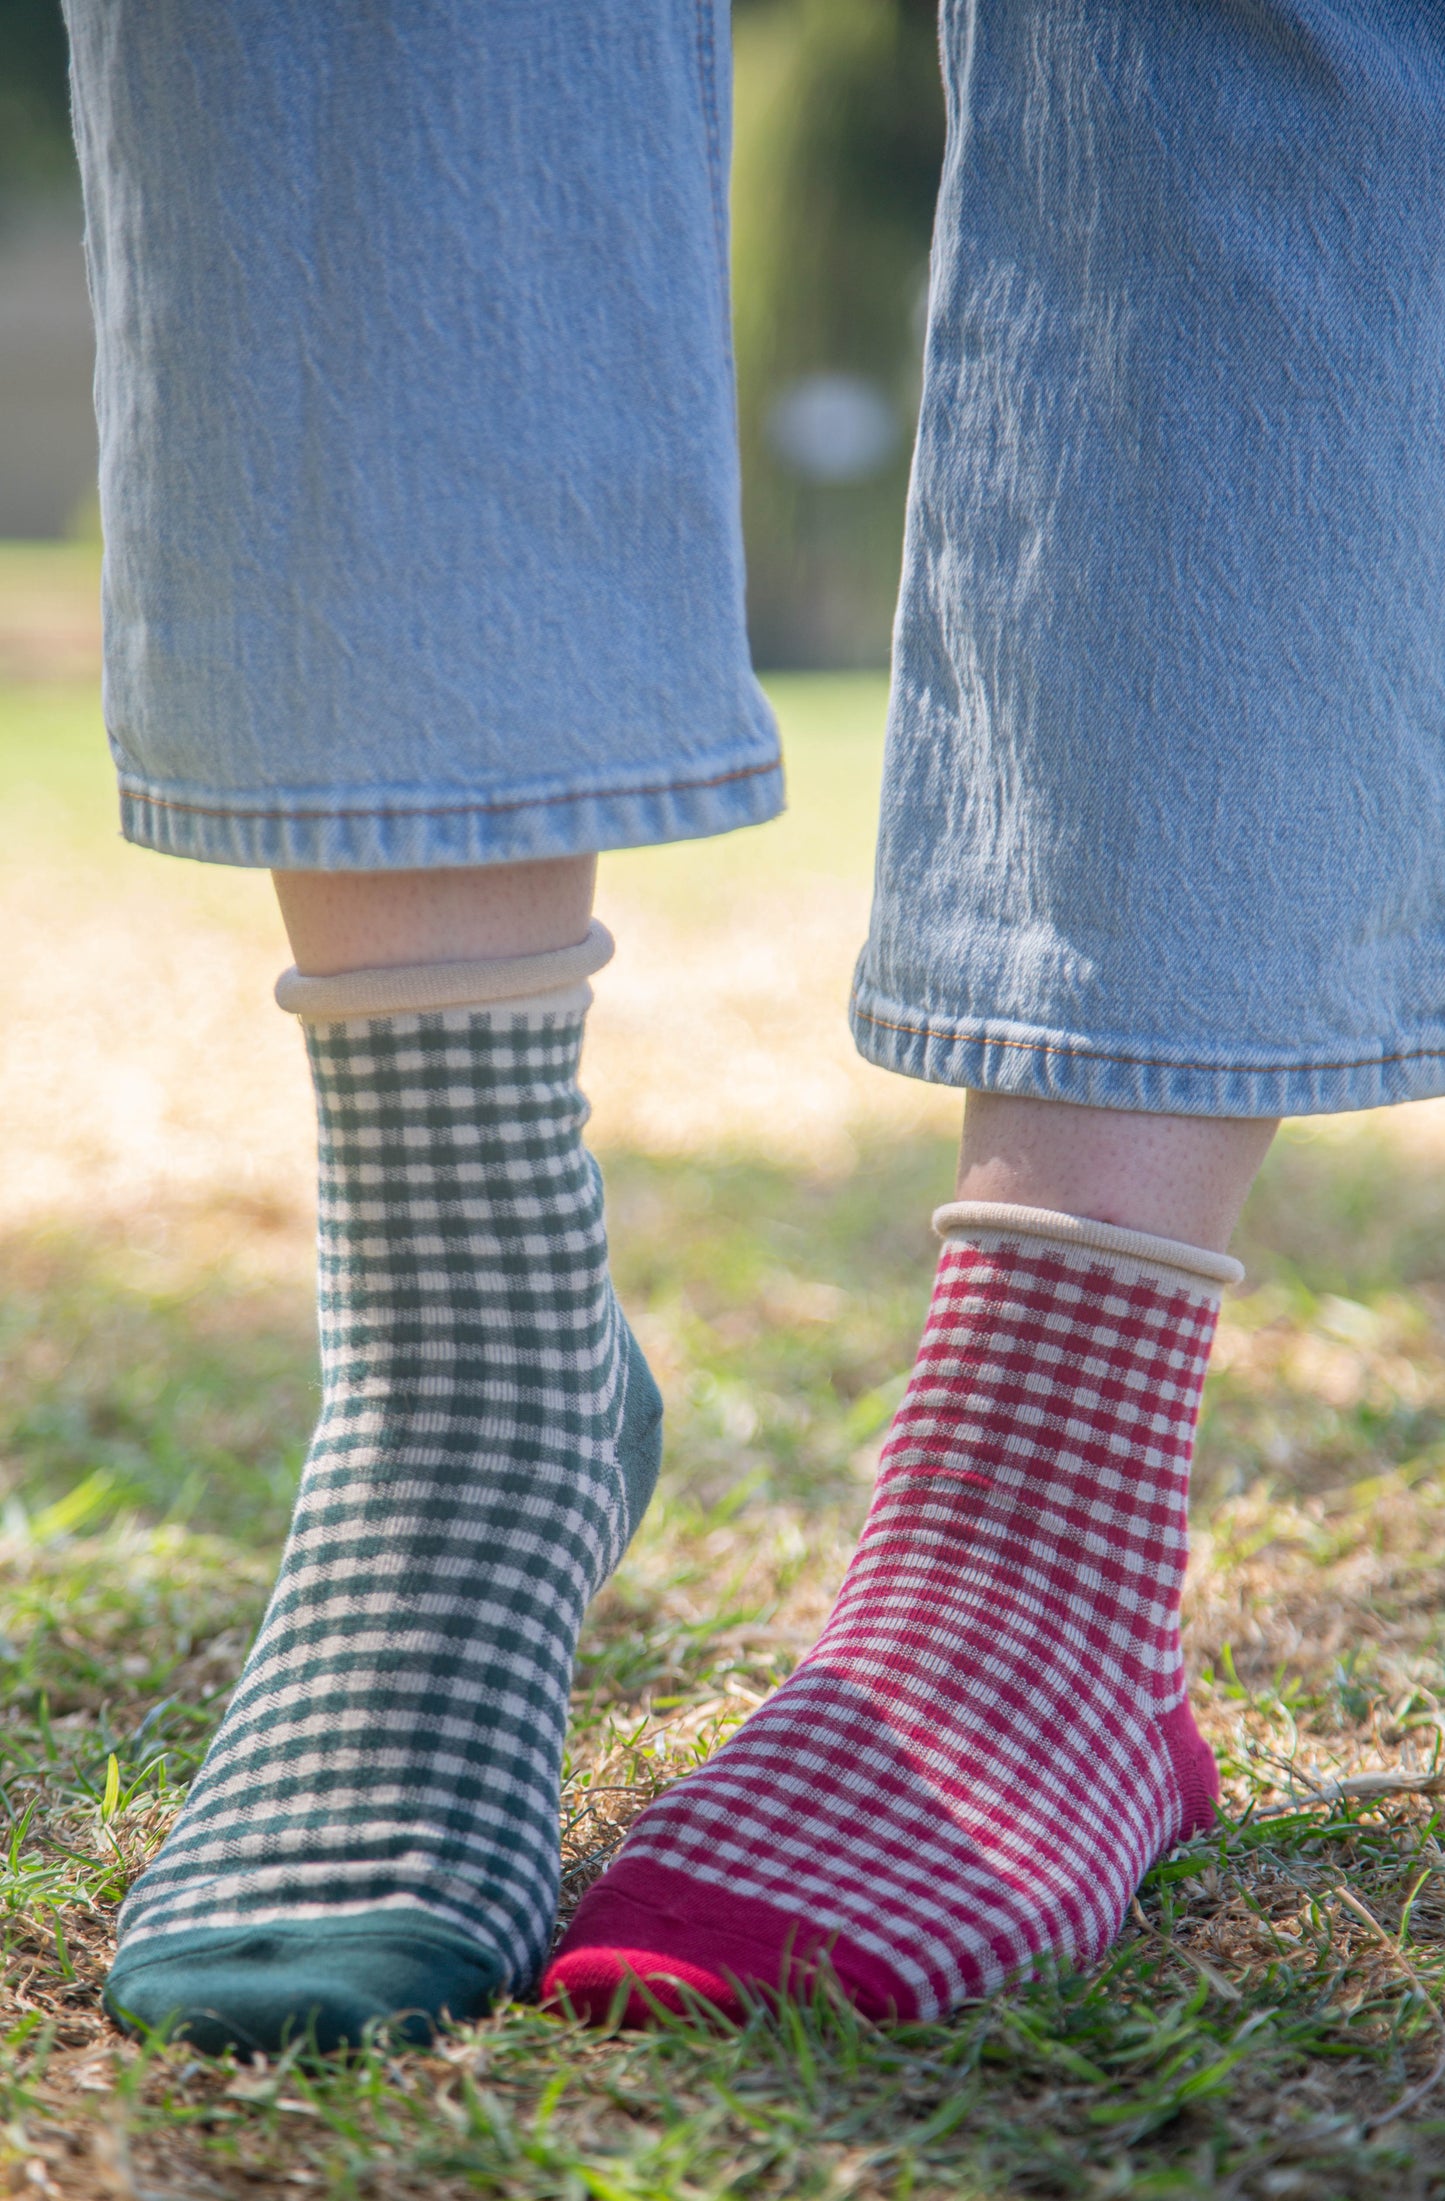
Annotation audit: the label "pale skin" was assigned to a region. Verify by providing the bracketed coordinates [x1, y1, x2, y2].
[271, 859, 1278, 1254]
[955, 1092, 1277, 1255]
[271, 856, 598, 975]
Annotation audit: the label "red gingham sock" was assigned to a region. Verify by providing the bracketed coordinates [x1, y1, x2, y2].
[545, 1204, 1241, 2024]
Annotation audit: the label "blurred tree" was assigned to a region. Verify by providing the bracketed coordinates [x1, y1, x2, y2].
[732, 0, 945, 667]
[0, 0, 73, 200]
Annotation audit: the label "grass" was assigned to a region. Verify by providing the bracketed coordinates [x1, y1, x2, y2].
[7, 549, 1445, 2194]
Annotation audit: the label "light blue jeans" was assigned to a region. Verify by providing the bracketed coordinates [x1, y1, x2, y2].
[66, 1, 1445, 1118]
[64, 0, 782, 868]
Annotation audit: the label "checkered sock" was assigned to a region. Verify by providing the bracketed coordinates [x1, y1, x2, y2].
[105, 928, 662, 2053]
[545, 1204, 1239, 2024]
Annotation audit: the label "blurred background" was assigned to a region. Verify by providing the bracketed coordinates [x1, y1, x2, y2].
[0, 0, 95, 548]
[0, 0, 944, 665]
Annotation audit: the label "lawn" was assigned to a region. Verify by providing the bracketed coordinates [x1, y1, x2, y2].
[6, 549, 1445, 2197]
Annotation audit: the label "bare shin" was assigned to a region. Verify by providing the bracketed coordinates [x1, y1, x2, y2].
[271, 857, 598, 975]
[956, 1093, 1278, 1254]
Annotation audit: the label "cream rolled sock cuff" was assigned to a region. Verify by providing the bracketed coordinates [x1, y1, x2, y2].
[932, 1200, 1244, 1298]
[274, 919, 614, 1022]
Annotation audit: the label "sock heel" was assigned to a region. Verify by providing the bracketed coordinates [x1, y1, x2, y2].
[616, 1318, 663, 1539]
[1159, 1698, 1221, 1839]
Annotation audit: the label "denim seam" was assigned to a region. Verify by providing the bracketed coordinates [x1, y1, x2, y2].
[116, 753, 780, 826]
[693, 0, 729, 304]
[850, 997, 1445, 1076]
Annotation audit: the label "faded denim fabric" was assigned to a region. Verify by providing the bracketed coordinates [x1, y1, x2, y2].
[64, 0, 782, 868]
[852, 0, 1445, 1116]
[68, 2, 1445, 1119]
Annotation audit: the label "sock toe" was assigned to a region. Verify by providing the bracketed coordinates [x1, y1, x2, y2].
[104, 1915, 505, 2056]
[543, 1859, 911, 2027]
[543, 1938, 744, 2027]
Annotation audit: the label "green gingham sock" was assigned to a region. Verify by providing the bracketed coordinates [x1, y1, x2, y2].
[105, 937, 661, 2053]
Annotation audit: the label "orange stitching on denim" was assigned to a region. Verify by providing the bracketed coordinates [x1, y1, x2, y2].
[849, 998, 1445, 1076]
[122, 754, 781, 827]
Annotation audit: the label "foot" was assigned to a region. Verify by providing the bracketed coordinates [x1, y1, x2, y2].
[545, 1213, 1227, 2023]
[106, 997, 661, 2053]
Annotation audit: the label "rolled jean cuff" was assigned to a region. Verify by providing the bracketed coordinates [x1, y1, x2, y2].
[117, 750, 784, 870]
[848, 982, 1445, 1120]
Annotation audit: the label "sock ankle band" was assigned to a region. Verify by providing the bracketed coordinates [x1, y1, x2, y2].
[274, 917, 614, 1021]
[932, 1199, 1244, 1295]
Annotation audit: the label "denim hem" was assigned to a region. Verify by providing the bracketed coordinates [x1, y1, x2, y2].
[849, 986, 1445, 1119]
[118, 753, 785, 869]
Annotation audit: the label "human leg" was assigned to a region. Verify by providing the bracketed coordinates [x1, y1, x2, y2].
[66, 0, 778, 2050]
[546, 1174, 1253, 2024]
[548, 0, 1445, 2021]
[108, 901, 665, 2052]
[550, 1102, 1276, 2020]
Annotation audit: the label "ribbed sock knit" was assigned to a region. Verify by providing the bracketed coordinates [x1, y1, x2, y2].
[545, 1205, 1237, 2024]
[106, 933, 661, 2053]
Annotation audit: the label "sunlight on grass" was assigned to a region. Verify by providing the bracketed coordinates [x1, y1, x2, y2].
[6, 545, 1445, 2196]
